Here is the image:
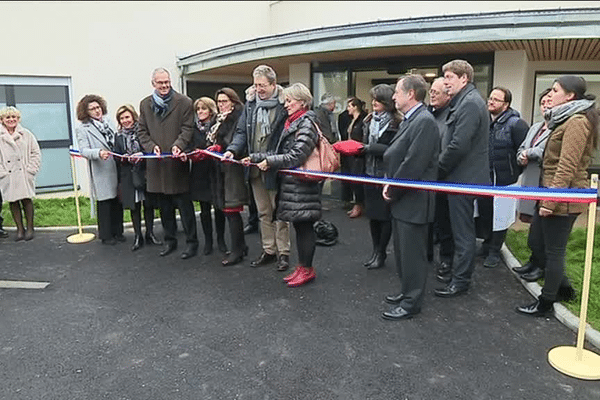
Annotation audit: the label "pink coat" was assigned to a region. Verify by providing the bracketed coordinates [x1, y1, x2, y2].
[0, 124, 41, 202]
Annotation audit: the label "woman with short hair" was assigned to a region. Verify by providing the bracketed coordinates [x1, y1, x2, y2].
[190, 97, 228, 255]
[114, 104, 162, 251]
[516, 75, 599, 316]
[0, 106, 42, 241]
[75, 94, 124, 245]
[361, 84, 401, 269]
[244, 83, 321, 287]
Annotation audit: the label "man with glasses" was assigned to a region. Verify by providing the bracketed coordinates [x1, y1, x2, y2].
[224, 65, 290, 271]
[477, 87, 529, 268]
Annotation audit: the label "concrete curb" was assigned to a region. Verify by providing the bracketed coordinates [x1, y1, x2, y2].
[501, 244, 600, 350]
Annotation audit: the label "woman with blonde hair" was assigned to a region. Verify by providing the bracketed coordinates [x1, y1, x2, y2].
[189, 97, 228, 255]
[114, 104, 162, 251]
[0, 106, 41, 241]
[244, 83, 321, 287]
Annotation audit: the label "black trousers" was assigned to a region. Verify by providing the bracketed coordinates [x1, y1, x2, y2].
[528, 208, 577, 301]
[393, 219, 429, 314]
[447, 194, 476, 288]
[434, 192, 454, 264]
[294, 220, 316, 268]
[159, 192, 198, 247]
[96, 197, 124, 241]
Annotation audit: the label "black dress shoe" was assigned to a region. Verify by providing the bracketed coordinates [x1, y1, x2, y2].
[434, 284, 468, 298]
[512, 261, 534, 274]
[385, 293, 405, 304]
[363, 251, 377, 267]
[145, 232, 163, 246]
[436, 271, 452, 284]
[203, 240, 213, 256]
[181, 245, 198, 260]
[521, 267, 544, 282]
[243, 224, 258, 235]
[101, 238, 117, 245]
[160, 243, 177, 257]
[131, 235, 143, 251]
[557, 285, 576, 302]
[516, 298, 554, 316]
[217, 239, 228, 254]
[114, 234, 126, 243]
[0, 228, 8, 239]
[277, 254, 290, 271]
[250, 251, 277, 267]
[367, 253, 386, 270]
[382, 306, 415, 321]
[436, 261, 452, 276]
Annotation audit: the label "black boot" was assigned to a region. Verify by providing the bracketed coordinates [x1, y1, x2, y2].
[365, 220, 381, 267]
[367, 252, 386, 270]
[512, 261, 535, 274]
[557, 285, 576, 302]
[131, 206, 143, 251]
[199, 202, 213, 255]
[215, 209, 228, 254]
[143, 204, 162, 245]
[363, 250, 378, 267]
[516, 297, 554, 317]
[222, 213, 245, 266]
[521, 266, 544, 282]
[132, 235, 143, 251]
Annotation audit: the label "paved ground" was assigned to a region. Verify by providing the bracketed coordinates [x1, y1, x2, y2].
[1, 198, 599, 400]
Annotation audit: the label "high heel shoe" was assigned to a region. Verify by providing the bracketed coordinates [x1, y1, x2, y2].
[145, 232, 163, 246]
[203, 239, 213, 256]
[363, 251, 377, 267]
[131, 235, 143, 251]
[366, 252, 386, 269]
[222, 252, 244, 266]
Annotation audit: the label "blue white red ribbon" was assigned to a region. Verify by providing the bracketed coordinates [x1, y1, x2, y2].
[69, 148, 598, 204]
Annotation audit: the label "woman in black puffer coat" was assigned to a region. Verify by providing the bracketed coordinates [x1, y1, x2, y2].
[245, 83, 321, 288]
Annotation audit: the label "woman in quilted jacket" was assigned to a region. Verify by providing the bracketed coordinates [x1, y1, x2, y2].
[516, 75, 599, 316]
[244, 83, 321, 287]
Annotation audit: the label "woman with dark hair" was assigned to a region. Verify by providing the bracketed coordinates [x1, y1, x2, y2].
[113, 104, 162, 251]
[189, 97, 227, 256]
[345, 97, 368, 218]
[244, 83, 321, 287]
[209, 88, 249, 266]
[361, 84, 401, 269]
[516, 75, 599, 316]
[75, 94, 124, 245]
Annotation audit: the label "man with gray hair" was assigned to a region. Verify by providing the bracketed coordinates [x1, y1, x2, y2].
[137, 67, 198, 260]
[224, 65, 290, 271]
[314, 93, 338, 144]
[434, 59, 490, 298]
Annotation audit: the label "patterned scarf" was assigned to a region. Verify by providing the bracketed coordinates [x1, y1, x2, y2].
[91, 116, 116, 151]
[152, 88, 174, 117]
[368, 111, 392, 144]
[208, 110, 231, 145]
[544, 99, 595, 130]
[118, 122, 141, 155]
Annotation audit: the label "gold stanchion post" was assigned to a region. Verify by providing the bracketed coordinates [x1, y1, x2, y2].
[67, 149, 95, 244]
[548, 174, 600, 379]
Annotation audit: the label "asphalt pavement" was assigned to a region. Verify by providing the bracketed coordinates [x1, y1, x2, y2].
[1, 198, 599, 400]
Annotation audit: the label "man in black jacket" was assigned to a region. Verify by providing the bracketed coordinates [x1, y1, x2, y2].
[224, 65, 290, 271]
[435, 60, 490, 298]
[478, 87, 529, 268]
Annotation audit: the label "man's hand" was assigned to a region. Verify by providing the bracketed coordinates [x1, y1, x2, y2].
[382, 184, 392, 202]
[129, 152, 143, 164]
[223, 151, 234, 160]
[240, 157, 252, 166]
[539, 206, 553, 217]
[153, 145, 161, 156]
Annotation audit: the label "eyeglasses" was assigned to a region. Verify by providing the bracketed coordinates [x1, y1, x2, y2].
[88, 105, 102, 111]
[154, 80, 170, 86]
[488, 97, 506, 103]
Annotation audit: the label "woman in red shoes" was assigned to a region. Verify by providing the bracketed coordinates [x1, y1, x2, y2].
[244, 83, 321, 287]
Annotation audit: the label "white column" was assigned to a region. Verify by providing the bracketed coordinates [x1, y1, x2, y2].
[493, 50, 530, 122]
[288, 63, 311, 87]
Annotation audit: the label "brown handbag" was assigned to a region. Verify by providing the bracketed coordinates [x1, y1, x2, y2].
[297, 122, 340, 181]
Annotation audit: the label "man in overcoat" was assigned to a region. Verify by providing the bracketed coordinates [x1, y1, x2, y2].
[435, 60, 490, 297]
[381, 74, 439, 320]
[137, 68, 198, 259]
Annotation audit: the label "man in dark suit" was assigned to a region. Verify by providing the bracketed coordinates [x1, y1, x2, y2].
[435, 60, 490, 297]
[137, 67, 198, 260]
[381, 74, 440, 320]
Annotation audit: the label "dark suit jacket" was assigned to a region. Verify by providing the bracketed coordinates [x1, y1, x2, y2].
[383, 105, 439, 225]
[438, 83, 490, 184]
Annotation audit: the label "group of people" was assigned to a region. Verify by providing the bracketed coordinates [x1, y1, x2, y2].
[2, 59, 596, 306]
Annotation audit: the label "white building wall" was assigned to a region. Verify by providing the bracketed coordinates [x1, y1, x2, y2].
[493, 50, 529, 120]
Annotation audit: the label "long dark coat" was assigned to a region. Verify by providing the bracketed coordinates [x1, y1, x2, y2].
[189, 117, 216, 203]
[137, 91, 194, 194]
[114, 133, 146, 210]
[212, 104, 248, 210]
[345, 111, 367, 176]
[250, 111, 321, 223]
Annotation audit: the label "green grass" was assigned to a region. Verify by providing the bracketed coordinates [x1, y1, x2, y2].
[505, 225, 600, 332]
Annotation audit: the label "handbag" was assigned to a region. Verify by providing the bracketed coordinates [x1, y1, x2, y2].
[297, 122, 340, 181]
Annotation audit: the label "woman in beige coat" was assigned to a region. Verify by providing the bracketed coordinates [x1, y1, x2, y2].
[0, 106, 42, 241]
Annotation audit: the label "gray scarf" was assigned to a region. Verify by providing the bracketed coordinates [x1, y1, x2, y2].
[545, 99, 595, 130]
[369, 111, 392, 144]
[253, 87, 280, 144]
[91, 116, 116, 151]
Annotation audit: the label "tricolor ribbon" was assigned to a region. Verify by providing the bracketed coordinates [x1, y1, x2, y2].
[69, 148, 598, 203]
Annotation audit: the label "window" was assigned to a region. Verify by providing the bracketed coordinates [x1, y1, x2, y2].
[0, 76, 74, 192]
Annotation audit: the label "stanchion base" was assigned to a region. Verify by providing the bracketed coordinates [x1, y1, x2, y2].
[67, 232, 96, 244]
[548, 346, 600, 380]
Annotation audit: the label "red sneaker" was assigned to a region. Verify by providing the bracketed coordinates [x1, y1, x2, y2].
[288, 267, 315, 287]
[283, 265, 303, 282]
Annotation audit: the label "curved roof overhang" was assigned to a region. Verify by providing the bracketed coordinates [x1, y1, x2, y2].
[177, 8, 600, 78]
